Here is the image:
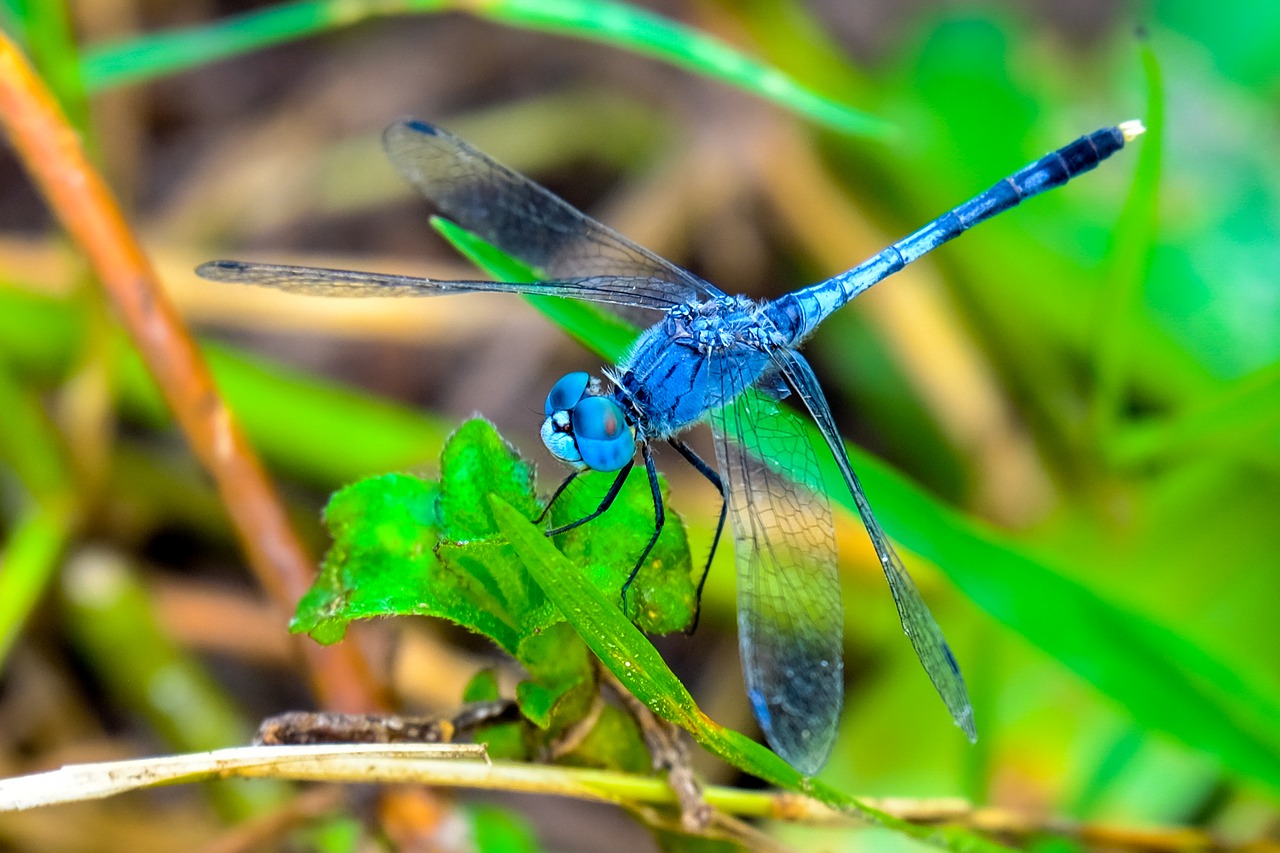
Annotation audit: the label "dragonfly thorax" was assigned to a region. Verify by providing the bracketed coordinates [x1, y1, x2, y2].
[610, 295, 784, 441]
[540, 371, 636, 472]
[662, 295, 780, 353]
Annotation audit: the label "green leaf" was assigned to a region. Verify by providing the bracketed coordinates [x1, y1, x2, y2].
[435, 420, 555, 634]
[292, 422, 536, 651]
[550, 468, 695, 634]
[292, 415, 696, 644]
[492, 494, 784, 762]
[438, 418, 541, 539]
[515, 622, 594, 731]
[291, 472, 439, 645]
[291, 417, 702, 767]
[560, 703, 650, 774]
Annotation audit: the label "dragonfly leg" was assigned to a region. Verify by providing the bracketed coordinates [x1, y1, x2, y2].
[668, 438, 727, 634]
[536, 470, 581, 524]
[620, 445, 665, 613]
[544, 460, 634, 536]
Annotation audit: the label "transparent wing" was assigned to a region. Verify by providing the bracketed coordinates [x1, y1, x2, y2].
[776, 348, 976, 741]
[708, 363, 844, 776]
[195, 260, 690, 310]
[383, 119, 724, 308]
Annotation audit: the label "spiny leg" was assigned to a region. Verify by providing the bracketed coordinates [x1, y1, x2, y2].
[544, 460, 634, 536]
[536, 470, 582, 524]
[620, 445, 666, 612]
[668, 438, 727, 634]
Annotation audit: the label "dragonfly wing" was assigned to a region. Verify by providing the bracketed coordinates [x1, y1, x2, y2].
[776, 348, 976, 741]
[383, 119, 723, 309]
[195, 260, 694, 310]
[709, 365, 844, 775]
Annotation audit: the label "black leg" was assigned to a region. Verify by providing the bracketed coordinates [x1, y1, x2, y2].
[544, 460, 634, 536]
[619, 445, 665, 612]
[668, 438, 727, 634]
[536, 470, 581, 524]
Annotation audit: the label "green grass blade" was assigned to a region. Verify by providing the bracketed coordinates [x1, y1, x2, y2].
[1088, 40, 1165, 444]
[0, 284, 452, 487]
[0, 362, 74, 502]
[0, 505, 74, 664]
[80, 0, 373, 91]
[1110, 358, 1280, 466]
[717, 388, 1280, 793]
[820, 433, 1280, 793]
[489, 496, 1008, 853]
[430, 216, 639, 363]
[480, 0, 887, 136]
[60, 550, 286, 818]
[0, 362, 78, 665]
[79, 0, 885, 135]
[4, 0, 89, 131]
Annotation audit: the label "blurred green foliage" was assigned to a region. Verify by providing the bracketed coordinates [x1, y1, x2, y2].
[0, 0, 1277, 848]
[72, 0, 886, 135]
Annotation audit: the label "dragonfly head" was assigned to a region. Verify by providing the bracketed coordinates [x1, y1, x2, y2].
[540, 372, 635, 472]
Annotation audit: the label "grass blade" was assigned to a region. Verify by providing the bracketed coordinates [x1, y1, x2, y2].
[1088, 40, 1165, 444]
[490, 495, 1009, 852]
[80, 0, 885, 135]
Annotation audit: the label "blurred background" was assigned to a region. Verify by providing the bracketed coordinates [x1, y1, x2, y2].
[0, 0, 1278, 850]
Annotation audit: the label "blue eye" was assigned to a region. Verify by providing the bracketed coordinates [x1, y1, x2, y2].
[545, 372, 590, 417]
[571, 396, 634, 472]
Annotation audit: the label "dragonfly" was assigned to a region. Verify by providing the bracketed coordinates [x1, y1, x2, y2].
[199, 117, 1144, 775]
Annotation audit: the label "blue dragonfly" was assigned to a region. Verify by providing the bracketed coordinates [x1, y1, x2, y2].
[199, 117, 1143, 774]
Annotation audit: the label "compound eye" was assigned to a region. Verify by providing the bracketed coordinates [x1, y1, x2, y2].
[570, 396, 634, 472]
[545, 372, 590, 417]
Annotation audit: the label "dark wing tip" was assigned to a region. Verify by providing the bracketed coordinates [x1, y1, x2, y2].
[195, 260, 247, 281]
[961, 712, 978, 743]
[387, 117, 439, 138]
[382, 118, 444, 163]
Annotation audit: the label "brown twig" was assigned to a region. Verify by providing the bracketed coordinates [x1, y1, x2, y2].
[0, 29, 466, 844]
[602, 667, 713, 833]
[254, 702, 519, 746]
[0, 32, 379, 714]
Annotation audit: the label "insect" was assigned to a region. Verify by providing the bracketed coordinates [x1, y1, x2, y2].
[199, 117, 1143, 774]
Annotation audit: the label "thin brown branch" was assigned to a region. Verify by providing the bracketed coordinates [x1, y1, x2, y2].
[604, 666, 712, 833]
[254, 702, 519, 746]
[0, 33, 379, 714]
[0, 30, 460, 842]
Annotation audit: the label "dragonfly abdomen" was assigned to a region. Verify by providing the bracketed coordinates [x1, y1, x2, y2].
[773, 122, 1144, 338]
